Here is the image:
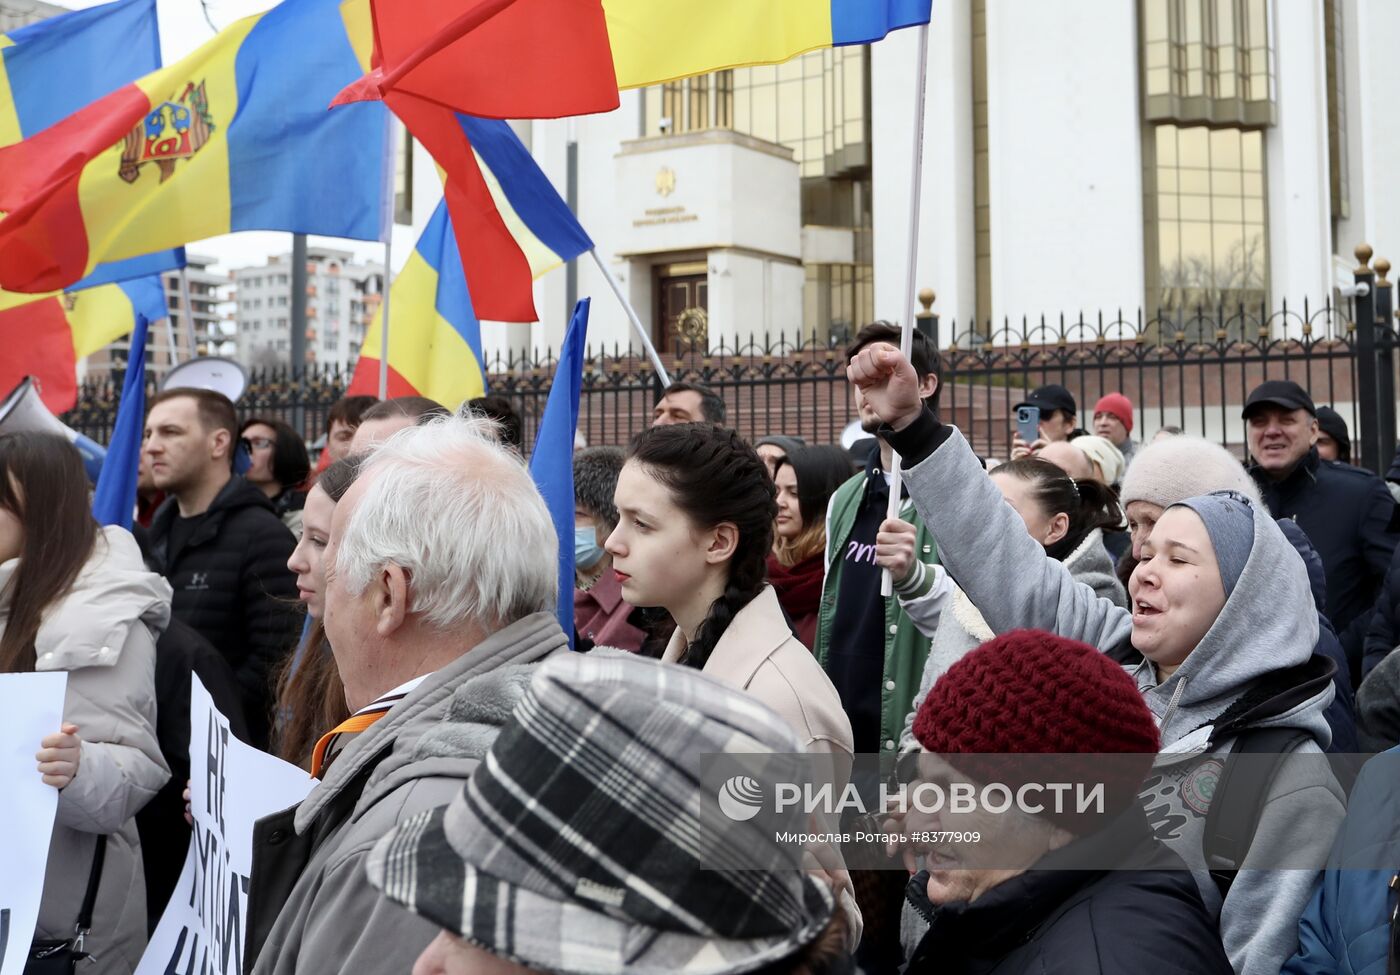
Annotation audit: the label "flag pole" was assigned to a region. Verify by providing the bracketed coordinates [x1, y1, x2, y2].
[588, 248, 671, 387]
[882, 22, 931, 599]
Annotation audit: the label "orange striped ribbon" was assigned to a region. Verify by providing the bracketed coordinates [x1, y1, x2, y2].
[310, 708, 390, 779]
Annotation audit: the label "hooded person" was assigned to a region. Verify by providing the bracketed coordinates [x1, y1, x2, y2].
[365, 652, 852, 975]
[845, 344, 1347, 975]
[1120, 436, 1357, 752]
[899, 630, 1232, 975]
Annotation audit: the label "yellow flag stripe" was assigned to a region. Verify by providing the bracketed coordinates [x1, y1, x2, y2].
[602, 0, 832, 88]
[0, 37, 21, 148]
[362, 248, 484, 408]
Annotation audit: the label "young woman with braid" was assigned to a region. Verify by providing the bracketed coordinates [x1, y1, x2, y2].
[608, 423, 853, 759]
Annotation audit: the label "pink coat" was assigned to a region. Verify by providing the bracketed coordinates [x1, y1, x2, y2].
[574, 569, 646, 652]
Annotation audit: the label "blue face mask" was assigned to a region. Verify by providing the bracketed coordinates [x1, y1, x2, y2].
[574, 525, 605, 570]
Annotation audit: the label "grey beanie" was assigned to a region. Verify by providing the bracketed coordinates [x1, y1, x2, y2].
[1172, 492, 1255, 595]
[755, 434, 807, 455]
[1120, 435, 1262, 509]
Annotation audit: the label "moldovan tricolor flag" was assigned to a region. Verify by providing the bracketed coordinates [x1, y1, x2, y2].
[0, 0, 390, 294]
[0, 275, 167, 413]
[0, 0, 184, 291]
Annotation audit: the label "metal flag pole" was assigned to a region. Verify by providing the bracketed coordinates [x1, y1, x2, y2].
[589, 247, 671, 387]
[882, 21, 931, 599]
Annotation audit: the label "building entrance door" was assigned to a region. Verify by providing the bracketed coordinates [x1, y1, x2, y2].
[654, 261, 708, 353]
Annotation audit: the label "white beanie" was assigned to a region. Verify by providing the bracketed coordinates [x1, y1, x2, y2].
[1119, 435, 1262, 509]
[1072, 436, 1126, 486]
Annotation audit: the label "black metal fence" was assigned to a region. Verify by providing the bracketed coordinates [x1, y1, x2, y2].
[62, 263, 1400, 472]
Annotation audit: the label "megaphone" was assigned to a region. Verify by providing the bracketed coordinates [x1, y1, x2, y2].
[160, 356, 248, 403]
[0, 377, 106, 482]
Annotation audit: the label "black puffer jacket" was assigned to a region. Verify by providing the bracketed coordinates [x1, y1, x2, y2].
[137, 617, 249, 929]
[904, 811, 1232, 975]
[147, 475, 300, 746]
[1250, 449, 1398, 678]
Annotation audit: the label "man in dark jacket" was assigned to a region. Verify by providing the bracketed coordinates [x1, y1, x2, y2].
[900, 631, 1232, 975]
[144, 388, 300, 747]
[1244, 380, 1397, 678]
[136, 617, 248, 928]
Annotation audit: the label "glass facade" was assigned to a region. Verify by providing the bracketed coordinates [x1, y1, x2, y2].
[641, 49, 873, 341]
[1145, 124, 1268, 311]
[1141, 1, 1273, 316]
[1141, 0, 1275, 126]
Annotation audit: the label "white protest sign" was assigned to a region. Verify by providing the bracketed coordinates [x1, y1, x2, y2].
[0, 671, 68, 975]
[136, 676, 314, 975]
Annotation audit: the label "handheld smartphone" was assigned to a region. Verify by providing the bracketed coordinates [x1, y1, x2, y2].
[1016, 405, 1041, 444]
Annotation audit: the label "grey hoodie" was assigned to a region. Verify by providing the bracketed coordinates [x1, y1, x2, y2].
[898, 425, 1345, 975]
[897, 527, 1127, 752]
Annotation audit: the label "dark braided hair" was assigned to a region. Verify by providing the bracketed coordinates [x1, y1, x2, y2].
[991, 457, 1125, 561]
[627, 423, 777, 669]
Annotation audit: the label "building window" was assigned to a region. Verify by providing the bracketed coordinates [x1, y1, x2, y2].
[641, 49, 873, 338]
[1141, 0, 1275, 126]
[1144, 124, 1267, 313]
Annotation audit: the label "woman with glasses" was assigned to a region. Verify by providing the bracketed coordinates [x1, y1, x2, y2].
[239, 418, 311, 534]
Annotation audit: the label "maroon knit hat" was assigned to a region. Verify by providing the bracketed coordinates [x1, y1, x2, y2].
[912, 629, 1160, 833]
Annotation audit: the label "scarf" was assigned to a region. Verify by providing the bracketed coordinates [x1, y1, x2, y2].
[765, 551, 825, 620]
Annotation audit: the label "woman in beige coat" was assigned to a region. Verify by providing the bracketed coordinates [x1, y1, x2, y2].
[606, 424, 852, 759]
[1, 432, 170, 974]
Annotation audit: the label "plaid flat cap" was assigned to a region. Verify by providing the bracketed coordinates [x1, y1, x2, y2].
[366, 652, 836, 975]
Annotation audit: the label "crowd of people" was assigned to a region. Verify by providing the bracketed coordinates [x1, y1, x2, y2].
[9, 319, 1400, 974]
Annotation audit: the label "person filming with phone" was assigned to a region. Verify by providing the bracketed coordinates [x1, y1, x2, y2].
[1010, 384, 1082, 460]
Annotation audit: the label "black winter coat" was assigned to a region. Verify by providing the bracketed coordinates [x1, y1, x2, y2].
[1362, 543, 1400, 678]
[903, 811, 1232, 975]
[1251, 449, 1397, 678]
[136, 617, 248, 929]
[147, 475, 300, 746]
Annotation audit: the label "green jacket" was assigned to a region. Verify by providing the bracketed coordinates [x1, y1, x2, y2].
[814, 468, 938, 755]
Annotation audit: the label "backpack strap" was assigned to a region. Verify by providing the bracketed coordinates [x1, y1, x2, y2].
[1203, 727, 1308, 899]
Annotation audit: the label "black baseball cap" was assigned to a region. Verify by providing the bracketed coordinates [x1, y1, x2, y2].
[1015, 384, 1077, 417]
[1242, 380, 1316, 419]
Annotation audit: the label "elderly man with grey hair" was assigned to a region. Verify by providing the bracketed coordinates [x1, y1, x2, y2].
[243, 412, 568, 975]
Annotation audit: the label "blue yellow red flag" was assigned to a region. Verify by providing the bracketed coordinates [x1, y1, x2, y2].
[348, 200, 485, 408]
[383, 102, 591, 322]
[0, 0, 389, 294]
[0, 0, 184, 291]
[333, 0, 618, 120]
[602, 0, 932, 87]
[0, 274, 166, 412]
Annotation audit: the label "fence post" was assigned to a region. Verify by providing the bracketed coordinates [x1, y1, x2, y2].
[1353, 244, 1382, 472]
[1373, 257, 1397, 473]
[916, 288, 939, 349]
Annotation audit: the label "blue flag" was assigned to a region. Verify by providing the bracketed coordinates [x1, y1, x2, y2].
[529, 299, 589, 645]
[90, 285, 163, 527]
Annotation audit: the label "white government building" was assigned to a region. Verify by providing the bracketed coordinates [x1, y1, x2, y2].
[392, 0, 1400, 361]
